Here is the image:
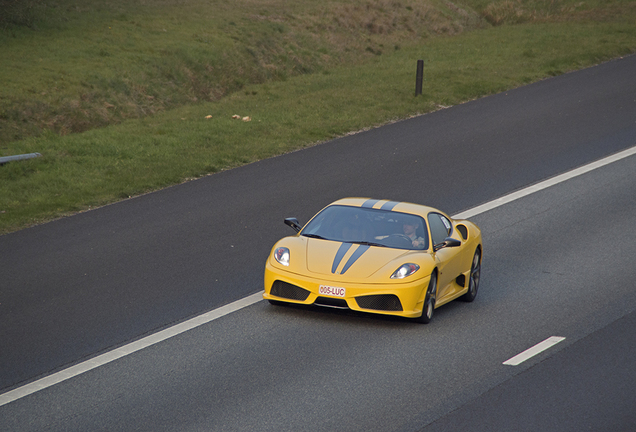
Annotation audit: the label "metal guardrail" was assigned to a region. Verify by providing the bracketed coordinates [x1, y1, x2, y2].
[0, 153, 42, 165]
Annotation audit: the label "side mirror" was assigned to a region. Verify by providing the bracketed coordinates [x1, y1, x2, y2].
[284, 217, 302, 233]
[433, 237, 461, 252]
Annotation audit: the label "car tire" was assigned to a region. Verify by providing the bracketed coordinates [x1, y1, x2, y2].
[461, 249, 481, 302]
[415, 272, 437, 324]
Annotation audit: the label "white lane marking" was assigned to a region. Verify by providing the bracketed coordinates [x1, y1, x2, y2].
[453, 145, 636, 220]
[0, 292, 263, 407]
[503, 336, 566, 366]
[2, 144, 635, 406]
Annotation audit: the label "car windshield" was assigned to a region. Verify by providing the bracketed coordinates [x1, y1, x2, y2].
[301, 205, 429, 250]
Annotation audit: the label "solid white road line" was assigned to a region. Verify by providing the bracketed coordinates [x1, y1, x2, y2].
[0, 292, 263, 407]
[2, 144, 636, 407]
[452, 145, 636, 220]
[503, 336, 566, 366]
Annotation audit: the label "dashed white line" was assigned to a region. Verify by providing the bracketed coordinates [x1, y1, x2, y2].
[503, 336, 566, 366]
[1, 144, 635, 407]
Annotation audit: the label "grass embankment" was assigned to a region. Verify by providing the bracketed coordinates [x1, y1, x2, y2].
[1, 0, 635, 234]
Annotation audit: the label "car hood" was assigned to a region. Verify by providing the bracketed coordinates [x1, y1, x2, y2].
[305, 238, 411, 280]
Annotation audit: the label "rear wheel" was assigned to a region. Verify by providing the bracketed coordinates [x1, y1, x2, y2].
[415, 272, 437, 324]
[462, 249, 481, 302]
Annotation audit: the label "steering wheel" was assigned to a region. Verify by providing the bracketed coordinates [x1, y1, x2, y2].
[386, 234, 413, 248]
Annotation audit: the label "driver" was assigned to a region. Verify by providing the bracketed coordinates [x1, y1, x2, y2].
[403, 220, 426, 249]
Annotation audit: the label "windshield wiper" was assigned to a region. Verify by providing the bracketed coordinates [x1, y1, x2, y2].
[302, 233, 329, 240]
[348, 241, 387, 247]
[302, 235, 386, 247]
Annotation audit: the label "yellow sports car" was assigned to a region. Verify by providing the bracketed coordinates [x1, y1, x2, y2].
[263, 198, 482, 323]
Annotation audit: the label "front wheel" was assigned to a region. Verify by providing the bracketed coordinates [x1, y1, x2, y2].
[461, 249, 481, 302]
[415, 272, 437, 324]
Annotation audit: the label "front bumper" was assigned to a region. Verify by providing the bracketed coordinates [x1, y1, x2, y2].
[264, 262, 430, 318]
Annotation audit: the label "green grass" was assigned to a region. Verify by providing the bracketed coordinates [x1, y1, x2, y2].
[1, 0, 636, 234]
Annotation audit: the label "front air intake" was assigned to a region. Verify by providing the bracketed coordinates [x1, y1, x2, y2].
[271, 280, 311, 301]
[355, 294, 403, 311]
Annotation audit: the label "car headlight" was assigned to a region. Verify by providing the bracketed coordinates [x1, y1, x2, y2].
[391, 263, 420, 279]
[274, 247, 290, 266]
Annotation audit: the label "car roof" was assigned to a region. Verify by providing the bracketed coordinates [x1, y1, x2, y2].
[329, 198, 440, 218]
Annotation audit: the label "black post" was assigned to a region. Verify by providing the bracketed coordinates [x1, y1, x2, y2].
[415, 59, 424, 97]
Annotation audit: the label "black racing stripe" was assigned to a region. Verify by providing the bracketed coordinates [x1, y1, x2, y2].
[380, 201, 400, 211]
[332, 243, 352, 274]
[361, 199, 381, 208]
[341, 245, 370, 274]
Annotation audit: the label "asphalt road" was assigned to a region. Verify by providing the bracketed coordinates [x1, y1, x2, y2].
[1, 54, 635, 430]
[1, 142, 635, 431]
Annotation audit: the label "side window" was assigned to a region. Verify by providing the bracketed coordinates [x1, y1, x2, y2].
[440, 214, 452, 235]
[428, 213, 452, 246]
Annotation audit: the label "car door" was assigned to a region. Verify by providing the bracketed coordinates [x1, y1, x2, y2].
[428, 213, 464, 303]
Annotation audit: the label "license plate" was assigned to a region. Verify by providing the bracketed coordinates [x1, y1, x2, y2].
[318, 285, 346, 297]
